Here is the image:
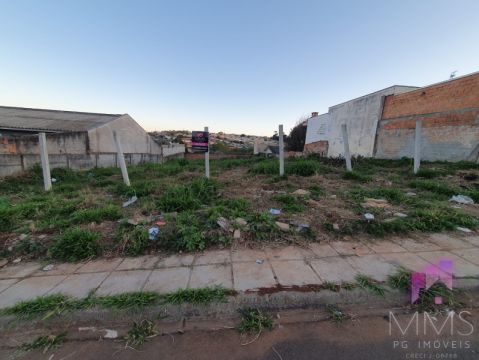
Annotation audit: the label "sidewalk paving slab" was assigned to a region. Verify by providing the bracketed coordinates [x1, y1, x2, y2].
[231, 248, 266, 262]
[462, 236, 479, 247]
[0, 279, 18, 294]
[0, 262, 41, 279]
[232, 261, 276, 291]
[309, 257, 359, 284]
[417, 251, 479, 277]
[427, 234, 475, 250]
[117, 255, 159, 271]
[345, 255, 398, 282]
[307, 244, 338, 258]
[95, 270, 151, 296]
[367, 241, 407, 254]
[75, 258, 123, 274]
[391, 238, 441, 252]
[380, 252, 435, 272]
[270, 260, 321, 286]
[156, 254, 195, 268]
[330, 241, 372, 256]
[49, 272, 109, 298]
[194, 250, 230, 265]
[144, 267, 190, 294]
[32, 262, 84, 277]
[451, 248, 479, 267]
[189, 264, 232, 289]
[265, 246, 309, 260]
[0, 275, 66, 309]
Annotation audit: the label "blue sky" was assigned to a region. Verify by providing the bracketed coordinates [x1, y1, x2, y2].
[1, 0, 478, 136]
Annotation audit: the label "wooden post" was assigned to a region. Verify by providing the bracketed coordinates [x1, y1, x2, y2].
[341, 124, 352, 171]
[279, 124, 285, 176]
[113, 131, 131, 186]
[414, 120, 422, 174]
[38, 132, 52, 191]
[205, 126, 210, 179]
[253, 139, 259, 155]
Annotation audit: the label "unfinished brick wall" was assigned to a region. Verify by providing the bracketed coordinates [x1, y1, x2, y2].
[304, 141, 328, 156]
[375, 72, 479, 161]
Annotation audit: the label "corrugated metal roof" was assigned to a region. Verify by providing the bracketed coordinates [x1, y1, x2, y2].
[0, 106, 123, 132]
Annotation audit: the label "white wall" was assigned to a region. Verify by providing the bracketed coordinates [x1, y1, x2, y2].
[327, 86, 417, 157]
[88, 115, 163, 154]
[305, 113, 330, 144]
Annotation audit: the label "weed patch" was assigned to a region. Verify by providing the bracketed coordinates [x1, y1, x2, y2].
[50, 228, 102, 262]
[415, 282, 463, 313]
[326, 304, 350, 324]
[273, 194, 304, 212]
[388, 268, 411, 292]
[356, 275, 387, 297]
[157, 178, 218, 212]
[117, 222, 150, 256]
[342, 171, 372, 183]
[238, 308, 273, 335]
[125, 320, 157, 348]
[22, 333, 66, 353]
[72, 204, 122, 224]
[163, 286, 231, 305]
[98, 292, 161, 309]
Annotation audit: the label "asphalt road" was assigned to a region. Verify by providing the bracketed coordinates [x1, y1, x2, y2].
[5, 310, 479, 360]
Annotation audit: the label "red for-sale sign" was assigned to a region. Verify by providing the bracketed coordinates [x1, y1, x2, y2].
[191, 131, 209, 153]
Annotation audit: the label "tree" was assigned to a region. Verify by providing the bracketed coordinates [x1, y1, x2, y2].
[286, 116, 308, 151]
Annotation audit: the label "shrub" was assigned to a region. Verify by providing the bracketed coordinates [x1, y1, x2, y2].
[117, 222, 150, 256]
[50, 228, 102, 262]
[409, 180, 458, 197]
[414, 168, 442, 179]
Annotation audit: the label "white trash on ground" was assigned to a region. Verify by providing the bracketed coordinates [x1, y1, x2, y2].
[450, 195, 474, 205]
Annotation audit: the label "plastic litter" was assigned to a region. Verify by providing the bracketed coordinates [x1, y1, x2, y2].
[148, 227, 159, 240]
[255, 259, 264, 264]
[364, 213, 375, 221]
[103, 329, 118, 339]
[12, 257, 22, 264]
[122, 196, 138, 208]
[51, 178, 57, 183]
[217, 217, 231, 231]
[156, 220, 167, 227]
[393, 212, 408, 218]
[42, 264, 54, 271]
[457, 227, 472, 233]
[269, 208, 281, 215]
[450, 195, 474, 205]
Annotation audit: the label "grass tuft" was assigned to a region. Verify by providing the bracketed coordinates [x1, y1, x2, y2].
[342, 171, 372, 182]
[355, 275, 387, 297]
[273, 194, 304, 213]
[124, 320, 157, 347]
[237, 308, 273, 335]
[326, 304, 350, 324]
[163, 286, 231, 305]
[388, 268, 412, 292]
[50, 228, 102, 262]
[22, 333, 66, 353]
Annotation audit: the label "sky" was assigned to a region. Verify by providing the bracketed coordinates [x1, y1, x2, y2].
[0, 0, 478, 136]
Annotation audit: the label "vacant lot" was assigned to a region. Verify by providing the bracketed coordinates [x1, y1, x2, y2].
[1, 156, 479, 262]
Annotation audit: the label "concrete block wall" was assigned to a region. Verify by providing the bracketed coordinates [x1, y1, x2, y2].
[375, 72, 479, 162]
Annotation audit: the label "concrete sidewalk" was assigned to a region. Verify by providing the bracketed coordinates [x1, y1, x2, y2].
[1, 233, 479, 309]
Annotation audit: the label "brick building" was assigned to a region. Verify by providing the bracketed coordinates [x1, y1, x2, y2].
[375, 72, 479, 161]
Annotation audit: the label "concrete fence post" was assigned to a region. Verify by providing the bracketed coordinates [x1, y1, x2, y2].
[38, 132, 52, 191]
[113, 131, 131, 186]
[205, 126, 210, 179]
[341, 124, 352, 171]
[279, 124, 285, 176]
[414, 120, 422, 174]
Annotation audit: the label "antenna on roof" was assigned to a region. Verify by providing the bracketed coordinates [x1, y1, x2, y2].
[450, 70, 457, 79]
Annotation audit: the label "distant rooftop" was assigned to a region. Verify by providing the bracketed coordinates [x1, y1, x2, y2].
[0, 106, 124, 133]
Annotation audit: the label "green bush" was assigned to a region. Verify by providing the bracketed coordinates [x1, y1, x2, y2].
[50, 228, 102, 262]
[286, 159, 317, 176]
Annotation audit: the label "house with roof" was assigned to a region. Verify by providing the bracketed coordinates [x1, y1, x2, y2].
[0, 106, 184, 176]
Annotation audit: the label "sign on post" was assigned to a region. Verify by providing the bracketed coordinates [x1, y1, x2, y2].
[279, 124, 284, 176]
[192, 129, 210, 178]
[38, 132, 52, 191]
